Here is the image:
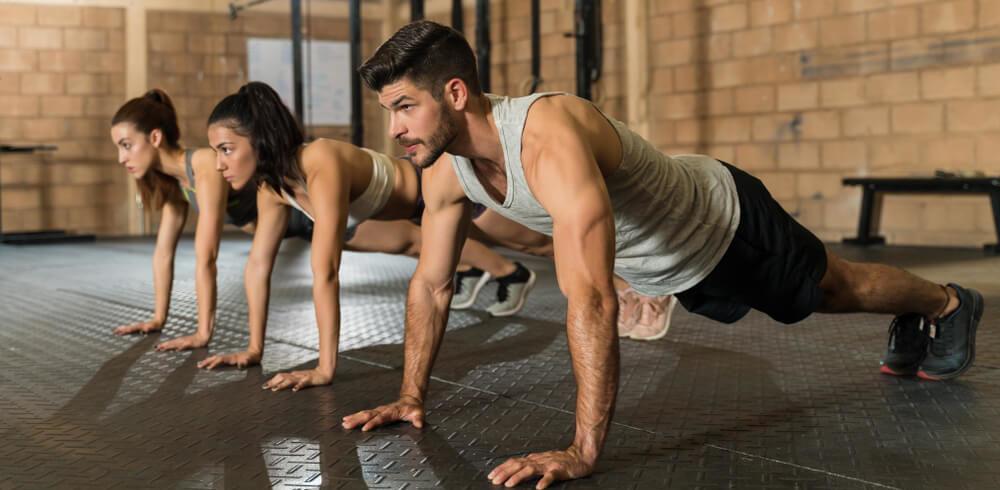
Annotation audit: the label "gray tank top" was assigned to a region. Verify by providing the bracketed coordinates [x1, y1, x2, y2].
[450, 93, 740, 296]
[181, 149, 200, 213]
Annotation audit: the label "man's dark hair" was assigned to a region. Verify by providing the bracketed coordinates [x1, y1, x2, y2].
[359, 20, 482, 98]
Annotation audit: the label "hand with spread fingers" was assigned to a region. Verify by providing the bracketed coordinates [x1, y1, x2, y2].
[155, 333, 209, 352]
[261, 368, 333, 392]
[196, 350, 261, 370]
[113, 319, 163, 336]
[341, 397, 425, 431]
[487, 447, 595, 490]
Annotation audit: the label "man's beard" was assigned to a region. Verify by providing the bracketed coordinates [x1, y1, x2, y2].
[400, 110, 459, 169]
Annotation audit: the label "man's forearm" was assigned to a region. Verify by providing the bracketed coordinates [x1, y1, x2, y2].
[566, 290, 619, 464]
[400, 279, 453, 402]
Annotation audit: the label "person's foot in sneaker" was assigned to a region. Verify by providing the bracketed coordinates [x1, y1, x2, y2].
[628, 294, 677, 341]
[918, 283, 984, 381]
[879, 313, 929, 376]
[451, 267, 492, 310]
[486, 262, 536, 317]
[616, 288, 641, 337]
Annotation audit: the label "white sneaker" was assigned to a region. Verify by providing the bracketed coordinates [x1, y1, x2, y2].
[616, 288, 641, 337]
[486, 263, 536, 317]
[627, 294, 677, 341]
[451, 268, 492, 309]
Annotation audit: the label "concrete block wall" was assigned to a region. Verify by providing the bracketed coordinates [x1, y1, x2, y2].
[0, 3, 127, 235]
[644, 0, 1000, 246]
[146, 10, 385, 153]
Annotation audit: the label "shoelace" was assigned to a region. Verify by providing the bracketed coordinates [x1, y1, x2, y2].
[495, 266, 528, 303]
[496, 282, 510, 303]
[929, 319, 953, 356]
[888, 315, 925, 352]
[495, 274, 523, 303]
[616, 290, 639, 325]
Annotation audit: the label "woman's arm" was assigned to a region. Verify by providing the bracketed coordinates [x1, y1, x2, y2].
[263, 140, 351, 391]
[198, 186, 288, 370]
[158, 150, 227, 351]
[114, 198, 188, 335]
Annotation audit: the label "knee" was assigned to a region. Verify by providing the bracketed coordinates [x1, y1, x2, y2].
[521, 242, 553, 257]
[819, 256, 872, 307]
[403, 235, 422, 257]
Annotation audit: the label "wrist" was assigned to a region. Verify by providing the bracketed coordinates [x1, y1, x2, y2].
[570, 437, 602, 465]
[399, 393, 423, 405]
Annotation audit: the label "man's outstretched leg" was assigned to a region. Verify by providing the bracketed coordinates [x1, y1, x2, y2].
[818, 249, 984, 380]
[678, 162, 984, 382]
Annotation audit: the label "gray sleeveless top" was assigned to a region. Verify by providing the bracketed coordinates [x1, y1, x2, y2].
[450, 92, 740, 296]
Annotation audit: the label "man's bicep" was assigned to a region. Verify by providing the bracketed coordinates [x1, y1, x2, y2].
[533, 141, 617, 296]
[550, 186, 616, 298]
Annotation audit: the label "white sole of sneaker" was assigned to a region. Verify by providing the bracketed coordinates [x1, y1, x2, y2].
[450, 272, 492, 310]
[488, 269, 537, 317]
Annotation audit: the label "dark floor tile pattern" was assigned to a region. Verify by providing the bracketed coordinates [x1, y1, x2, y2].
[1, 237, 998, 488]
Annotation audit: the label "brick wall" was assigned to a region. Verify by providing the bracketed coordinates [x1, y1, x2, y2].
[443, 0, 998, 248]
[644, 0, 1000, 247]
[426, 1, 626, 121]
[0, 3, 127, 235]
[147, 10, 385, 153]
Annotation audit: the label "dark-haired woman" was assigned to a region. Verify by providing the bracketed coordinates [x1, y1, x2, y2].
[109, 89, 311, 351]
[196, 82, 547, 391]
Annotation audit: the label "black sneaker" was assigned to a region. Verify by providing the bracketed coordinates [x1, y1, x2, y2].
[487, 262, 536, 317]
[451, 267, 491, 310]
[918, 283, 984, 381]
[879, 313, 929, 376]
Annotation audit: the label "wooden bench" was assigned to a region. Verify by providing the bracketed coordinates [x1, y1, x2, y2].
[841, 176, 1000, 255]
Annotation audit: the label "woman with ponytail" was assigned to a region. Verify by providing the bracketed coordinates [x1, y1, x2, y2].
[109, 89, 308, 351]
[198, 82, 550, 390]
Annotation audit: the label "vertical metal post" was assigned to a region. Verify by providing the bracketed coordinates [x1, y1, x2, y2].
[574, 0, 592, 100]
[475, 0, 490, 93]
[410, 0, 423, 21]
[290, 0, 304, 125]
[988, 190, 1000, 254]
[350, 0, 363, 146]
[529, 0, 540, 93]
[451, 0, 464, 33]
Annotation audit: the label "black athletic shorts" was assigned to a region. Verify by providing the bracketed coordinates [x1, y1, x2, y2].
[675, 162, 828, 325]
[284, 207, 314, 240]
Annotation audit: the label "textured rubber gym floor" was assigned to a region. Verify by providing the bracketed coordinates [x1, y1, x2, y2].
[1, 236, 998, 489]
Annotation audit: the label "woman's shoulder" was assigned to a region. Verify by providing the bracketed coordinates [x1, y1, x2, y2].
[301, 138, 370, 171]
[188, 147, 218, 173]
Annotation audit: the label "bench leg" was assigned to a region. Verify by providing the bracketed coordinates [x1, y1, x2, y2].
[986, 190, 1000, 255]
[843, 188, 885, 247]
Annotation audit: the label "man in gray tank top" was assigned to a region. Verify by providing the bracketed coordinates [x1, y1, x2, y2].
[342, 21, 985, 488]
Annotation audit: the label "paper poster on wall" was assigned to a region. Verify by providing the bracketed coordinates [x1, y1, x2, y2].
[247, 37, 351, 126]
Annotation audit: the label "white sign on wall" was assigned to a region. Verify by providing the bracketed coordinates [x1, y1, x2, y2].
[247, 37, 351, 126]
